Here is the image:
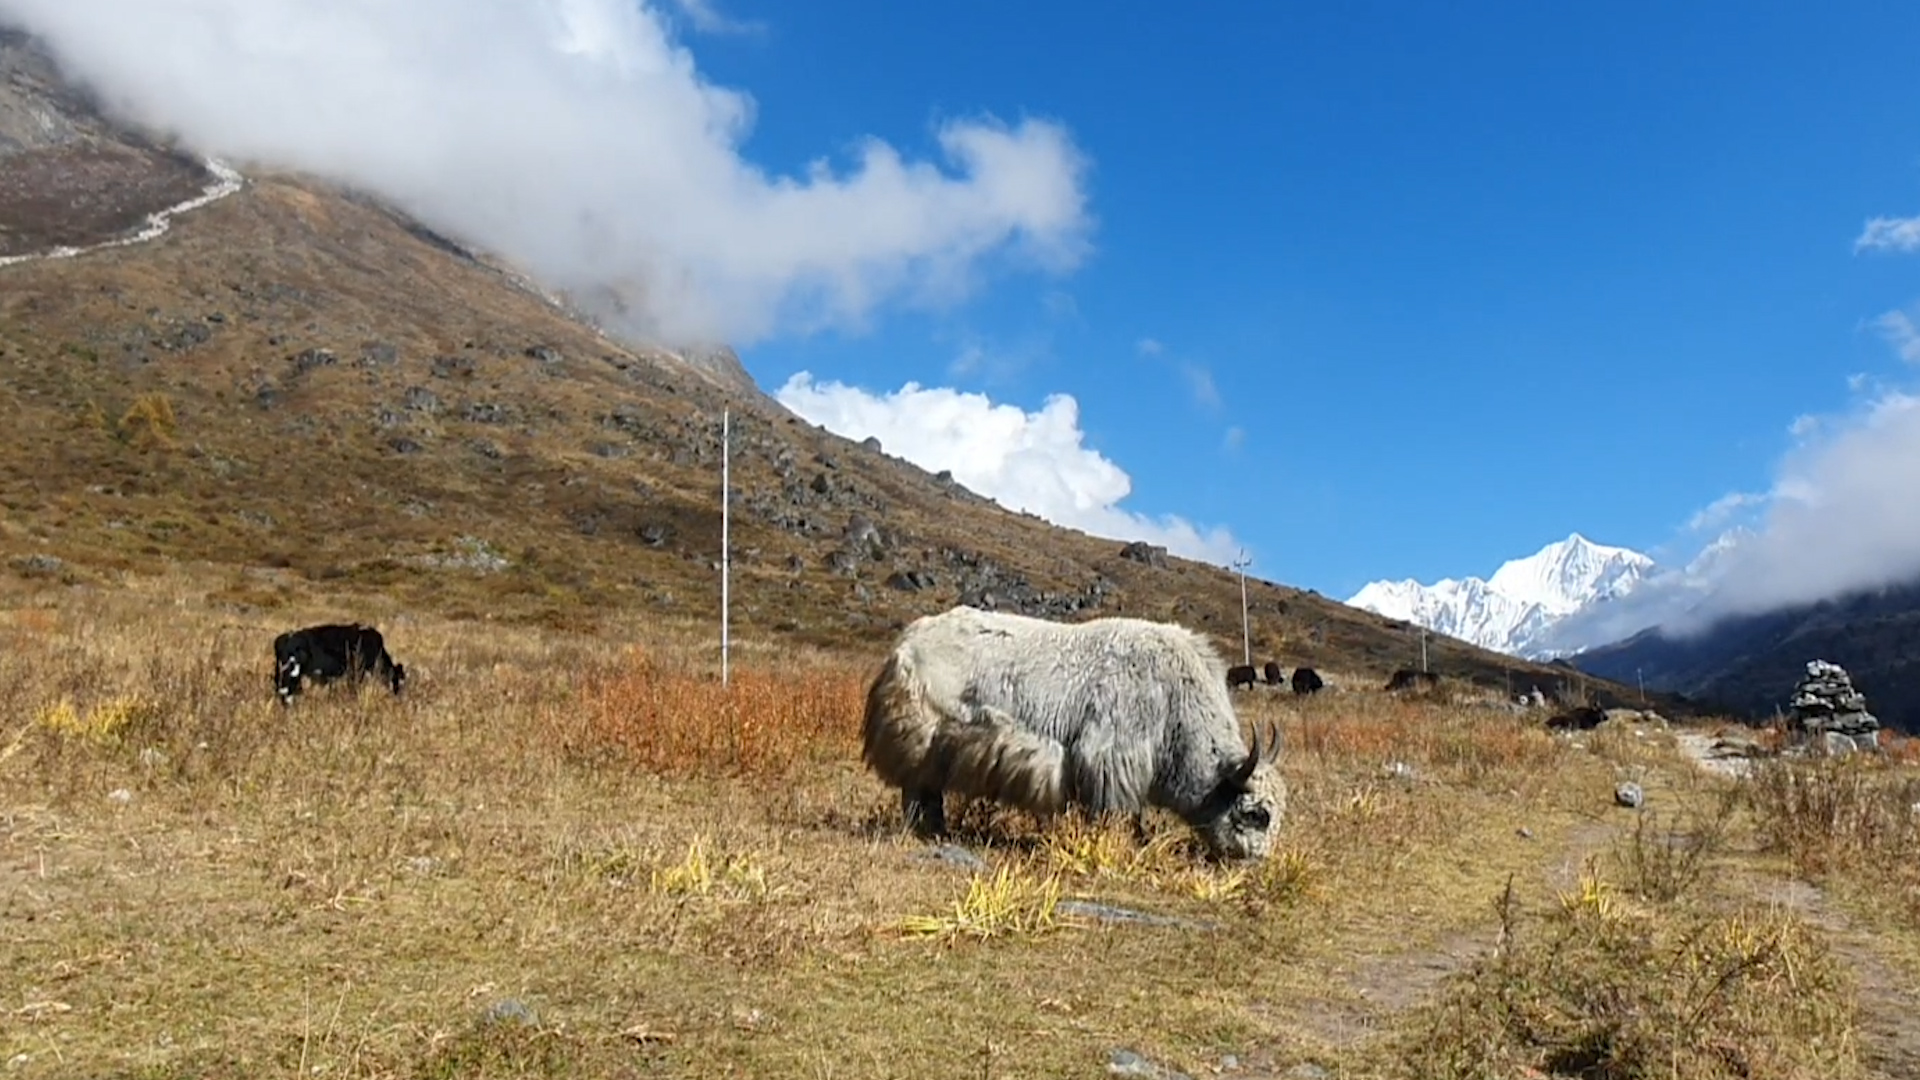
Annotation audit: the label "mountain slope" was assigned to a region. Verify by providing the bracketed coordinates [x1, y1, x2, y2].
[1573, 580, 1920, 734]
[0, 27, 1684, 714]
[1349, 533, 1656, 659]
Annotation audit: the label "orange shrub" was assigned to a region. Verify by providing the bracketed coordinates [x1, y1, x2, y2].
[560, 647, 868, 780]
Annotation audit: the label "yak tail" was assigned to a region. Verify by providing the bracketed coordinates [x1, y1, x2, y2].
[861, 650, 1068, 816]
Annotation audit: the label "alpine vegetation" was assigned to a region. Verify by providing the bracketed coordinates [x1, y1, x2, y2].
[860, 605, 1287, 861]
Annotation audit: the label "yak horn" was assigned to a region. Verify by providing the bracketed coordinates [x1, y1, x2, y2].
[1262, 717, 1284, 763]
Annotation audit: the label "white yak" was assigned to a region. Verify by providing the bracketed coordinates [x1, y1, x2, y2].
[861, 605, 1286, 860]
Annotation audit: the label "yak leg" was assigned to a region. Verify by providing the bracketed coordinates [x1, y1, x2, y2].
[901, 787, 948, 837]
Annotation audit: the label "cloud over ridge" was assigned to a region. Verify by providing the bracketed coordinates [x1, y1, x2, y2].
[0, 0, 1094, 348]
[775, 374, 1244, 567]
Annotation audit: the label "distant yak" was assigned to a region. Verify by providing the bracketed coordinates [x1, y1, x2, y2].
[1263, 660, 1284, 686]
[1226, 664, 1259, 691]
[1384, 668, 1441, 693]
[1291, 667, 1325, 696]
[1546, 705, 1608, 732]
[861, 605, 1287, 861]
[272, 623, 407, 705]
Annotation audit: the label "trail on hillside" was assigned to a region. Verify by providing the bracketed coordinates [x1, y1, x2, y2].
[0, 156, 242, 269]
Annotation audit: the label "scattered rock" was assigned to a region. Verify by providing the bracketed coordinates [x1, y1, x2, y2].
[430, 354, 476, 379]
[1106, 1048, 1193, 1080]
[885, 570, 938, 592]
[467, 438, 504, 460]
[361, 341, 398, 365]
[402, 386, 442, 413]
[525, 344, 562, 364]
[289, 347, 336, 374]
[463, 401, 512, 424]
[860, 435, 883, 453]
[484, 999, 538, 1027]
[1283, 1066, 1333, 1080]
[387, 437, 424, 455]
[638, 523, 674, 548]
[1118, 540, 1169, 568]
[1614, 782, 1644, 809]
[107, 788, 132, 805]
[910, 844, 989, 874]
[1059, 900, 1221, 931]
[10, 553, 63, 578]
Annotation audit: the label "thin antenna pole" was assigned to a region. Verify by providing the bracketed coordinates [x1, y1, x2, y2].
[1420, 628, 1429, 673]
[1232, 549, 1253, 667]
[720, 408, 730, 688]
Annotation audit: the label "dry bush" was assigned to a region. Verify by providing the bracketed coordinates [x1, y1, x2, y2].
[1606, 784, 1740, 904]
[1401, 869, 1858, 1080]
[1747, 756, 1920, 877]
[117, 391, 178, 451]
[557, 645, 866, 781]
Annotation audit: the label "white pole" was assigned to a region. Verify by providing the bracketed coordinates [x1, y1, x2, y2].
[1420, 628, 1429, 672]
[720, 408, 730, 688]
[1232, 549, 1252, 667]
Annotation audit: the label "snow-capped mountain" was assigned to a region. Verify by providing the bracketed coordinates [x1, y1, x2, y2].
[1348, 533, 1659, 659]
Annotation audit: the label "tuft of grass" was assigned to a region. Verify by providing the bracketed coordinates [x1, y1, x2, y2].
[647, 834, 771, 900]
[1402, 870, 1859, 1080]
[897, 865, 1070, 944]
[33, 692, 159, 745]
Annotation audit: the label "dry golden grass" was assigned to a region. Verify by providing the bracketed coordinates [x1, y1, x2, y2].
[0, 577, 1902, 1079]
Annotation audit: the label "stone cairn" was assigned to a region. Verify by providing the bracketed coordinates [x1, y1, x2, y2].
[1788, 659, 1880, 755]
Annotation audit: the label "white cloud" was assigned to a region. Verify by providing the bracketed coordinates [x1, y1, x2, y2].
[775, 373, 1244, 566]
[1181, 362, 1221, 409]
[1685, 490, 1767, 534]
[1787, 413, 1820, 439]
[664, 0, 762, 36]
[0, 0, 1093, 349]
[1855, 215, 1920, 254]
[1223, 426, 1245, 452]
[1135, 338, 1165, 357]
[1680, 389, 1920, 626]
[1871, 308, 1920, 364]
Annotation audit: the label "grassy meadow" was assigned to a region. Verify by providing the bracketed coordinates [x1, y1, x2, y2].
[3, 572, 1918, 1079]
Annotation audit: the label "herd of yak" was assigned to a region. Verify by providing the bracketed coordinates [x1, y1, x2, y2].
[271, 604, 1603, 864]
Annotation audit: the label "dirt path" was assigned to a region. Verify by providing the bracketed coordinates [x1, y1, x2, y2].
[1747, 876, 1920, 1080]
[0, 157, 243, 269]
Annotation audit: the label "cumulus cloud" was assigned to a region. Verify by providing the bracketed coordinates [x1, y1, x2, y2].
[0, 0, 1093, 348]
[775, 373, 1244, 565]
[1678, 389, 1920, 627]
[1855, 215, 1920, 254]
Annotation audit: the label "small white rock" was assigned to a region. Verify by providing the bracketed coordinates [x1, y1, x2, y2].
[107, 788, 133, 804]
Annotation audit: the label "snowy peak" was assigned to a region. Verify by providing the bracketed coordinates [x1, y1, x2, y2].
[1348, 533, 1659, 659]
[1486, 533, 1655, 615]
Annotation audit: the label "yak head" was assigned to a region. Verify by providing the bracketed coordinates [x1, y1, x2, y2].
[1192, 717, 1287, 861]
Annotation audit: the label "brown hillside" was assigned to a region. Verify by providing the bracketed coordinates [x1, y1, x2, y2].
[0, 24, 1675, 708]
[0, 165, 1677, 709]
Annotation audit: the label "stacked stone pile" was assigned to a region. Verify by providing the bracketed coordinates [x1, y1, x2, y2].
[1788, 659, 1880, 755]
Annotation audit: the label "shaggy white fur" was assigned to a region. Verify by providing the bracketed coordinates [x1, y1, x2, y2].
[862, 605, 1286, 860]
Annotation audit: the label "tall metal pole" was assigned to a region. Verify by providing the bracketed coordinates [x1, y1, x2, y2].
[1420, 627, 1429, 672]
[720, 408, 730, 688]
[1232, 549, 1252, 667]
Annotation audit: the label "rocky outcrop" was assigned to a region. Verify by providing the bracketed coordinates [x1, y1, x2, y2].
[1788, 659, 1880, 755]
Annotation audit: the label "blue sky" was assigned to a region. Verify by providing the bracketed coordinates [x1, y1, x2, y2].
[678, 0, 1920, 598]
[17, 0, 1920, 611]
